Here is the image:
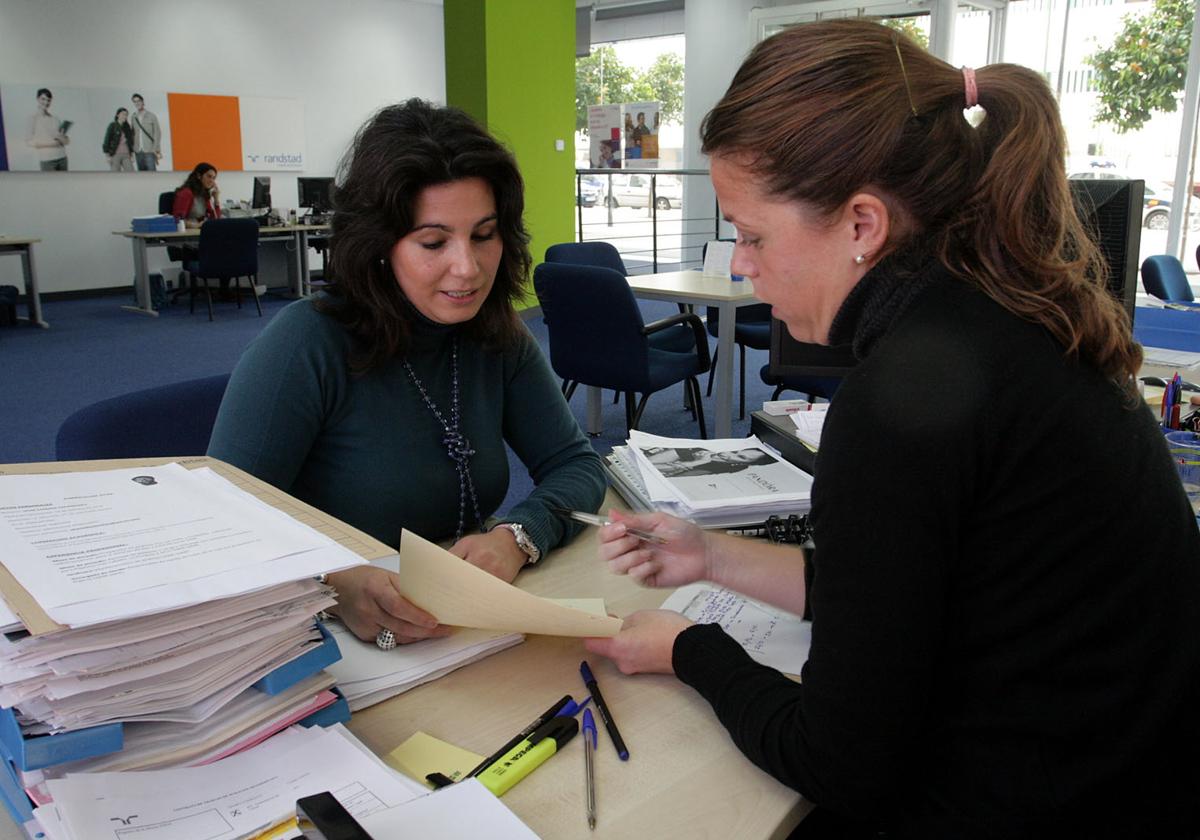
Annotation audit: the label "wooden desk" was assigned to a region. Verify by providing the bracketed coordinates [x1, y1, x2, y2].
[0, 237, 48, 328]
[346, 490, 808, 839]
[590, 270, 761, 439]
[114, 224, 331, 316]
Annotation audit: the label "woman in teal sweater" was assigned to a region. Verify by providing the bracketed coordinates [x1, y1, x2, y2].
[209, 99, 605, 646]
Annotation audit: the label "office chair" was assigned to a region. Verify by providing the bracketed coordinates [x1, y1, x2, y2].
[543, 241, 694, 350]
[759, 365, 842, 402]
[534, 262, 712, 438]
[55, 374, 232, 460]
[190, 218, 262, 321]
[1142, 255, 1196, 302]
[701, 239, 773, 420]
[159, 190, 194, 301]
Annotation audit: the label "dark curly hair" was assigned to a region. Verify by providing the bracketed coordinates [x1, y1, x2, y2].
[320, 98, 531, 373]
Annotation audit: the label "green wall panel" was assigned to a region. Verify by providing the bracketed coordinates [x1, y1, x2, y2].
[445, 0, 576, 309]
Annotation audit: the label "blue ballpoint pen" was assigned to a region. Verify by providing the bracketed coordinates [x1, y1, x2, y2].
[583, 708, 597, 830]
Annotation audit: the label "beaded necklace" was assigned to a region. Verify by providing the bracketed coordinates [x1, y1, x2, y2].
[403, 337, 484, 541]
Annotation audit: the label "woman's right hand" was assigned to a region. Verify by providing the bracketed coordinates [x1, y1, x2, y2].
[326, 566, 452, 644]
[598, 509, 711, 588]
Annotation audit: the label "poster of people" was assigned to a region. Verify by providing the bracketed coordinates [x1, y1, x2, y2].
[0, 83, 301, 173]
[622, 101, 660, 166]
[587, 104, 621, 169]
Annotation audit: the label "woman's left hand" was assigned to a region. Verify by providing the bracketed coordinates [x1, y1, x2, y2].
[449, 529, 528, 583]
[584, 610, 695, 675]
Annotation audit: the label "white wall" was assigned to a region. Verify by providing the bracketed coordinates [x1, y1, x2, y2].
[0, 0, 445, 294]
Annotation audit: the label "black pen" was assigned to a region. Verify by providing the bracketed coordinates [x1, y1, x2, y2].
[580, 660, 628, 760]
[467, 694, 572, 778]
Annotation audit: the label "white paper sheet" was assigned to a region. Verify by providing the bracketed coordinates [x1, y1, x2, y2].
[661, 583, 811, 675]
[701, 239, 734, 277]
[359, 779, 541, 838]
[43, 725, 425, 840]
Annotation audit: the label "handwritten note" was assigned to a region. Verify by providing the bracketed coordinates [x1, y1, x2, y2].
[661, 584, 810, 675]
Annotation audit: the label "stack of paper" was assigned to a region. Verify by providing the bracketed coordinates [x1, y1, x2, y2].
[34, 723, 539, 840]
[0, 462, 367, 785]
[789, 403, 830, 451]
[326, 623, 523, 712]
[623, 430, 814, 526]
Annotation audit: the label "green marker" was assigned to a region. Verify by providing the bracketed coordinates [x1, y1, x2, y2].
[478, 716, 579, 796]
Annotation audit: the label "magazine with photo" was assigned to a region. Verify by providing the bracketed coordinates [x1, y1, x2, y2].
[628, 431, 813, 509]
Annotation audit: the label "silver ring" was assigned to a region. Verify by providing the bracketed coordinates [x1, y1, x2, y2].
[375, 629, 396, 650]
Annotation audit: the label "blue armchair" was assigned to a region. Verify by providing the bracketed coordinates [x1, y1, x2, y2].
[55, 374, 231, 460]
[533, 262, 712, 438]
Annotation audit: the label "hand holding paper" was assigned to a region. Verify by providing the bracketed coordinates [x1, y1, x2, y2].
[396, 530, 621, 637]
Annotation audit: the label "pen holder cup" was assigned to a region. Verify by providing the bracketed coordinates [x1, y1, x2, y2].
[1164, 430, 1200, 525]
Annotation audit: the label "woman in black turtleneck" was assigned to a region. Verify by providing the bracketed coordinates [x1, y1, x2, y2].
[583, 19, 1200, 840]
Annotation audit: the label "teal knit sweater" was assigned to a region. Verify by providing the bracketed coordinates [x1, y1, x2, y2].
[208, 297, 605, 556]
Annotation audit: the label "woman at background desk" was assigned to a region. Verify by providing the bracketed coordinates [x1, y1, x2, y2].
[171, 162, 230, 299]
[209, 99, 604, 648]
[587, 20, 1200, 839]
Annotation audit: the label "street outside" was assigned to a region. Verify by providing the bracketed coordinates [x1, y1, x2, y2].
[578, 204, 1200, 281]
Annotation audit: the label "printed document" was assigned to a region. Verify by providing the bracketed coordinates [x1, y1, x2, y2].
[40, 724, 425, 840]
[0, 464, 364, 626]
[661, 583, 810, 674]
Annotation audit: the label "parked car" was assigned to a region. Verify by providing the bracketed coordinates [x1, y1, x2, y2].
[598, 173, 683, 210]
[576, 176, 603, 207]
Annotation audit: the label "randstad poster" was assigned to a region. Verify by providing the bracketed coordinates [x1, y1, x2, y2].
[622, 101, 660, 167]
[588, 104, 621, 169]
[0, 84, 302, 173]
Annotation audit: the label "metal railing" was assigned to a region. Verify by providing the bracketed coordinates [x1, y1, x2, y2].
[574, 168, 719, 274]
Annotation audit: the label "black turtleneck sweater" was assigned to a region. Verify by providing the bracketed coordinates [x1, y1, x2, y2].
[208, 295, 605, 553]
[673, 262, 1200, 838]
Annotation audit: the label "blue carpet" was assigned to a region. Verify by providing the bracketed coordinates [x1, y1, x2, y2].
[1, 292, 779, 513]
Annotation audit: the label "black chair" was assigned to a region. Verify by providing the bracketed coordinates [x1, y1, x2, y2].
[159, 190, 193, 299]
[534, 262, 711, 438]
[190, 218, 262, 321]
[759, 364, 842, 402]
[1142, 254, 1196, 302]
[55, 374, 231, 460]
[702, 239, 773, 420]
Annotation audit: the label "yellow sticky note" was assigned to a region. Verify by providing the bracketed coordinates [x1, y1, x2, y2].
[386, 731, 484, 788]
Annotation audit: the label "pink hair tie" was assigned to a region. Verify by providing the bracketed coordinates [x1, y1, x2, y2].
[962, 67, 978, 108]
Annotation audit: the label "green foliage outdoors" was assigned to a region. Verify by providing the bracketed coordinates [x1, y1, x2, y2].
[1088, 0, 1193, 133]
[881, 17, 930, 50]
[576, 45, 685, 131]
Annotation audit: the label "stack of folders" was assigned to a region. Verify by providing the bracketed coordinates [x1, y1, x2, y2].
[130, 214, 177, 233]
[603, 430, 815, 528]
[0, 461, 373, 832]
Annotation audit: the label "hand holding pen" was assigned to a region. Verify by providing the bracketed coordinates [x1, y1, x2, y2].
[594, 509, 711, 589]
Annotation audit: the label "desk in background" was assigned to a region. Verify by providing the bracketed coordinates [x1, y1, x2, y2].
[114, 223, 331, 317]
[0, 237, 48, 328]
[586, 270, 761, 439]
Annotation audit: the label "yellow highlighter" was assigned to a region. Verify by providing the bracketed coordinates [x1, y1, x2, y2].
[478, 716, 579, 796]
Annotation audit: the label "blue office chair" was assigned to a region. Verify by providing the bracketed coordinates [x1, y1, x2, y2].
[190, 218, 262, 321]
[534, 262, 711, 438]
[759, 365, 842, 402]
[1142, 255, 1196, 302]
[55, 374, 231, 460]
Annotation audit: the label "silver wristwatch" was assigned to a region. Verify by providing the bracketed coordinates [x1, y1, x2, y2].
[495, 522, 541, 565]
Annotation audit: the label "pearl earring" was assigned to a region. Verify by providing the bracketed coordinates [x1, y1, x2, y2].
[854, 254, 866, 265]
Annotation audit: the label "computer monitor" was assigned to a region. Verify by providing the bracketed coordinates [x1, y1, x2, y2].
[1067, 178, 1144, 322]
[767, 322, 857, 384]
[298, 177, 335, 214]
[251, 176, 272, 210]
